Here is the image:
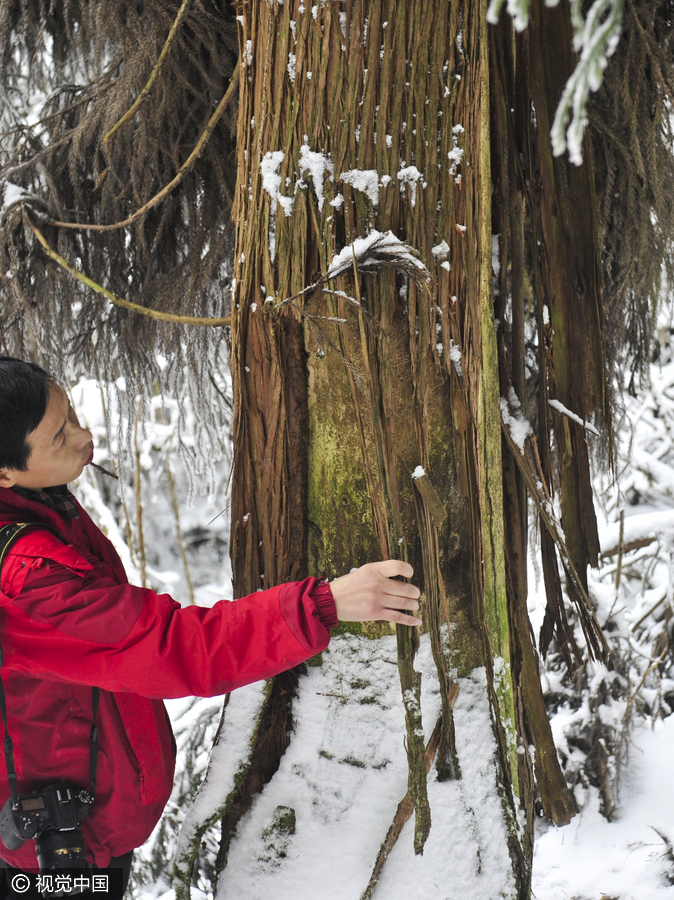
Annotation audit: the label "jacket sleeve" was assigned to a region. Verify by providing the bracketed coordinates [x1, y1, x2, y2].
[0, 539, 333, 699]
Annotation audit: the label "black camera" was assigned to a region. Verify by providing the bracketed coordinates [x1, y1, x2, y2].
[0, 782, 92, 874]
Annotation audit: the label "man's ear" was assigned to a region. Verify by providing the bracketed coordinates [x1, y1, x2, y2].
[0, 469, 17, 489]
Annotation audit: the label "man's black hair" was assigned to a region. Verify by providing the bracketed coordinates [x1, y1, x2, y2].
[0, 356, 56, 472]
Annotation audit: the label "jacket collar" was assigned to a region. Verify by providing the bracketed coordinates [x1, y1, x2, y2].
[11, 485, 79, 520]
[0, 486, 75, 538]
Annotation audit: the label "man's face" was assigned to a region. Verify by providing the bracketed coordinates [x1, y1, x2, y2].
[0, 384, 94, 490]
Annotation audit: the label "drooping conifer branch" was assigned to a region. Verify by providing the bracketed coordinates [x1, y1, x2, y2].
[27, 215, 231, 327]
[103, 0, 193, 144]
[51, 67, 239, 233]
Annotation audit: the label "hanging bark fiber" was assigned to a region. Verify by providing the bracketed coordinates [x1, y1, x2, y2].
[229, 0, 608, 897]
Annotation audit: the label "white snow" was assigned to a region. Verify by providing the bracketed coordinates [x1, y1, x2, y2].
[260, 151, 294, 218]
[599, 508, 674, 555]
[287, 53, 296, 84]
[215, 638, 516, 900]
[397, 165, 423, 207]
[298, 144, 334, 212]
[448, 339, 462, 377]
[339, 168, 380, 207]
[448, 125, 465, 175]
[500, 388, 532, 453]
[2, 182, 30, 211]
[534, 715, 674, 899]
[326, 230, 429, 280]
[548, 398, 600, 435]
[173, 683, 268, 876]
[431, 240, 450, 260]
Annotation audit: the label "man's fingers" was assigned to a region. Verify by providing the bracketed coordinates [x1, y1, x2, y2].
[387, 609, 422, 627]
[381, 594, 420, 611]
[370, 558, 414, 581]
[381, 579, 420, 601]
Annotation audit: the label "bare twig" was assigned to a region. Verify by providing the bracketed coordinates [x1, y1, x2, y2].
[630, 588, 670, 632]
[91, 462, 119, 480]
[133, 401, 147, 589]
[615, 509, 626, 590]
[622, 631, 669, 723]
[601, 536, 655, 558]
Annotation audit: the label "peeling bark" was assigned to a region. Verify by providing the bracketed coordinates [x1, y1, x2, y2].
[226, 1, 610, 897]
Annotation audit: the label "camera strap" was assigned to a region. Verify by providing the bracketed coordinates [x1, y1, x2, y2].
[0, 523, 100, 803]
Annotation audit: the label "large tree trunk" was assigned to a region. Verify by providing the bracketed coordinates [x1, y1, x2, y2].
[227, 0, 606, 896]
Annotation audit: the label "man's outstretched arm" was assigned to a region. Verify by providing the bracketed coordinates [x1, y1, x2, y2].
[0, 538, 420, 699]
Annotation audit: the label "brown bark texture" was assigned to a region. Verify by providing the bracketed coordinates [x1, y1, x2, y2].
[227, 0, 609, 896]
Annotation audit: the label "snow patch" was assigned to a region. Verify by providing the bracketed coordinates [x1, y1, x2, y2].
[449, 339, 462, 377]
[548, 398, 600, 435]
[500, 388, 532, 453]
[287, 53, 297, 83]
[339, 169, 380, 207]
[2, 183, 30, 212]
[260, 151, 294, 218]
[327, 230, 428, 280]
[298, 145, 334, 212]
[431, 240, 450, 261]
[397, 165, 423, 207]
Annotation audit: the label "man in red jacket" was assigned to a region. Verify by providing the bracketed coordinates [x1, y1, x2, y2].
[0, 357, 420, 895]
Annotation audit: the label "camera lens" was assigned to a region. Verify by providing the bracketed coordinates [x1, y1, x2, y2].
[35, 828, 88, 871]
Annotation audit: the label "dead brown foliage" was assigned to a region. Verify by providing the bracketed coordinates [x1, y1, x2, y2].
[0, 0, 237, 410]
[589, 0, 674, 389]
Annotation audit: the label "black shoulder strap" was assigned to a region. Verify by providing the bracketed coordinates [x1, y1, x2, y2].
[0, 522, 62, 575]
[0, 522, 100, 802]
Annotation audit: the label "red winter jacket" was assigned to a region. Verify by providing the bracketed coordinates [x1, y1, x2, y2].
[0, 487, 335, 869]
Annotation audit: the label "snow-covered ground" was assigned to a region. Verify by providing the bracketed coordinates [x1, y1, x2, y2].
[533, 714, 674, 899]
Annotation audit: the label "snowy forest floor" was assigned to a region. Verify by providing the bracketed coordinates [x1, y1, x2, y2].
[67, 321, 674, 900]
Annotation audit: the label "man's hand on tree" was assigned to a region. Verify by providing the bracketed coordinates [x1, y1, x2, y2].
[330, 560, 422, 626]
